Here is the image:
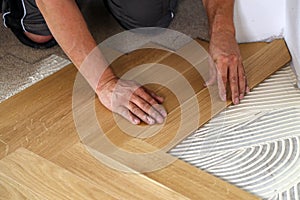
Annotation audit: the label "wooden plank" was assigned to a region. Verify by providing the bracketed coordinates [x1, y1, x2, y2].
[244, 40, 291, 88]
[0, 48, 171, 160]
[87, 40, 272, 147]
[0, 65, 78, 160]
[0, 40, 277, 160]
[144, 39, 291, 148]
[0, 141, 8, 158]
[135, 139, 258, 200]
[84, 39, 291, 150]
[0, 148, 115, 200]
[196, 39, 267, 61]
[86, 138, 258, 200]
[51, 143, 189, 200]
[0, 173, 45, 200]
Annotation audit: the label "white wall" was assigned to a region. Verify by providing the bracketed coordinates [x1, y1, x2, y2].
[234, 0, 300, 86]
[234, 0, 285, 43]
[285, 0, 300, 87]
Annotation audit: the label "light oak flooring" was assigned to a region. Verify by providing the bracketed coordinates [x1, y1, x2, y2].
[0, 39, 290, 199]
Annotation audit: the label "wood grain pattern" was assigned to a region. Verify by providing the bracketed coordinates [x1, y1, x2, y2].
[0, 141, 8, 158]
[0, 148, 115, 200]
[0, 39, 291, 199]
[123, 139, 259, 200]
[0, 66, 78, 160]
[84, 39, 291, 151]
[0, 173, 45, 200]
[52, 143, 189, 200]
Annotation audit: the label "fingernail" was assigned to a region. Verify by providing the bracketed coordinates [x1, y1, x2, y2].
[133, 119, 140, 125]
[239, 93, 244, 99]
[246, 87, 250, 93]
[159, 96, 164, 102]
[147, 116, 155, 125]
[234, 98, 239, 104]
[222, 95, 226, 101]
[161, 109, 167, 117]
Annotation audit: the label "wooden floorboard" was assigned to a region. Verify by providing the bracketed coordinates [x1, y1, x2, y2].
[0, 39, 291, 199]
[84, 39, 291, 150]
[0, 66, 78, 160]
[0, 148, 116, 200]
[0, 173, 45, 200]
[51, 143, 189, 200]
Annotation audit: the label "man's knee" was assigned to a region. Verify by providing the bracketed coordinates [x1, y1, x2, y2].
[24, 32, 53, 44]
[2, 0, 57, 48]
[107, 0, 178, 29]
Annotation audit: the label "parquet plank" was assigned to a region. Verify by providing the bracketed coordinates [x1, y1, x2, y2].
[0, 141, 8, 158]
[51, 143, 189, 200]
[86, 138, 258, 200]
[0, 148, 115, 200]
[0, 40, 277, 160]
[196, 39, 268, 60]
[144, 39, 291, 148]
[0, 173, 45, 200]
[85, 39, 291, 150]
[0, 66, 78, 160]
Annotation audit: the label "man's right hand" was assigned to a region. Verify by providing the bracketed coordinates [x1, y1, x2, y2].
[96, 77, 167, 125]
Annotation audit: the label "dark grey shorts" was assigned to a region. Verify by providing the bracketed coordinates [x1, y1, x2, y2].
[1, 0, 178, 48]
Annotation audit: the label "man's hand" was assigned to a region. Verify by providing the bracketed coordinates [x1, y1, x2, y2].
[203, 0, 249, 104]
[206, 30, 249, 104]
[96, 78, 167, 125]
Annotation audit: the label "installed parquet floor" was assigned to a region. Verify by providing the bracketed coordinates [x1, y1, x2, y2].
[0, 39, 290, 199]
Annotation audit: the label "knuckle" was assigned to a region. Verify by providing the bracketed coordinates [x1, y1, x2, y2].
[221, 75, 227, 81]
[219, 56, 229, 64]
[131, 106, 140, 114]
[135, 87, 144, 94]
[230, 76, 237, 83]
[231, 55, 238, 63]
[141, 101, 151, 111]
[147, 98, 157, 105]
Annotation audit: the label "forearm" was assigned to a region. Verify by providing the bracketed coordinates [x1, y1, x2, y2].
[202, 0, 235, 36]
[36, 0, 115, 91]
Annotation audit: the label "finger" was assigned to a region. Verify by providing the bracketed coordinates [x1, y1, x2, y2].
[127, 102, 156, 125]
[205, 57, 217, 86]
[246, 85, 250, 93]
[216, 59, 228, 101]
[143, 89, 167, 117]
[130, 94, 165, 124]
[117, 106, 141, 125]
[144, 88, 164, 104]
[238, 62, 247, 100]
[229, 56, 240, 104]
[135, 88, 167, 120]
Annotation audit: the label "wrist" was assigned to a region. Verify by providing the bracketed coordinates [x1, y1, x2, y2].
[210, 14, 235, 36]
[95, 68, 117, 94]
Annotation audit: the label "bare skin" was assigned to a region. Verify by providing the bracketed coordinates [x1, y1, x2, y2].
[35, 0, 166, 125]
[24, 31, 53, 43]
[203, 0, 249, 104]
[34, 0, 245, 125]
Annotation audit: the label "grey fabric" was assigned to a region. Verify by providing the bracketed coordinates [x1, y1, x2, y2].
[2, 0, 179, 35]
[2, 0, 51, 36]
[1, 0, 56, 48]
[1, 0, 179, 48]
[106, 0, 178, 29]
